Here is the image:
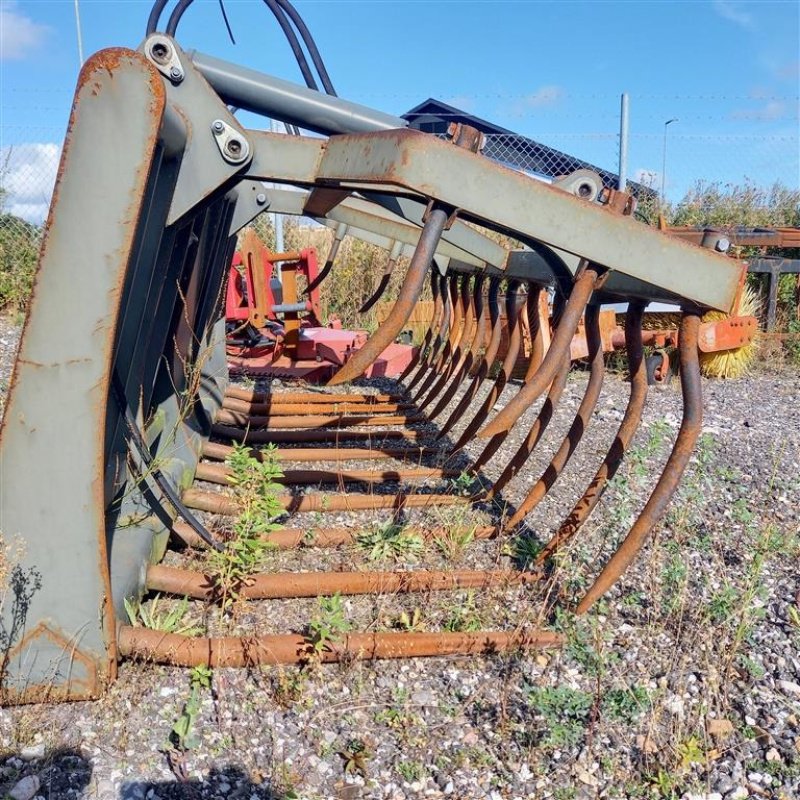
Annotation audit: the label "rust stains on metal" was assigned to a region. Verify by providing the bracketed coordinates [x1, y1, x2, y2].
[575, 310, 703, 614]
[118, 626, 563, 667]
[146, 564, 541, 600]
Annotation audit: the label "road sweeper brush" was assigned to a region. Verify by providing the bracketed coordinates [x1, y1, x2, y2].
[0, 0, 756, 702]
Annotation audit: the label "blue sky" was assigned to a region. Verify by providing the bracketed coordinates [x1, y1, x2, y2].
[1, 0, 798, 221]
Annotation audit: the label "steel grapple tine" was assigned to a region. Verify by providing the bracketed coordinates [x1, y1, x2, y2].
[479, 264, 603, 438]
[469, 282, 551, 473]
[449, 280, 523, 454]
[427, 273, 485, 421]
[575, 309, 703, 614]
[503, 303, 605, 529]
[406, 270, 451, 393]
[537, 301, 649, 563]
[328, 206, 450, 386]
[358, 240, 402, 314]
[418, 273, 475, 410]
[436, 275, 502, 440]
[304, 222, 346, 295]
[411, 271, 460, 403]
[397, 266, 441, 384]
[484, 352, 571, 500]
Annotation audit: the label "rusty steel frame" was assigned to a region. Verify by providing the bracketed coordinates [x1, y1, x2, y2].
[0, 19, 738, 699]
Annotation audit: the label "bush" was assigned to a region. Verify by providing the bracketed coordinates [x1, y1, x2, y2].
[0, 213, 41, 313]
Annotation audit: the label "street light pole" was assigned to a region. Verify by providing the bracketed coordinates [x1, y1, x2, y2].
[661, 118, 678, 207]
[74, 0, 84, 66]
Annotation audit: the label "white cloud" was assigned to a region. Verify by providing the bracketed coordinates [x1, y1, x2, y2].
[711, 0, 754, 29]
[731, 99, 788, 121]
[507, 85, 564, 117]
[1, 143, 62, 223]
[0, 1, 50, 60]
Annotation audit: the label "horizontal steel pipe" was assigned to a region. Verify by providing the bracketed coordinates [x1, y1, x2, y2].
[182, 488, 467, 515]
[202, 441, 438, 463]
[118, 626, 563, 667]
[221, 398, 415, 416]
[214, 409, 424, 429]
[171, 520, 496, 550]
[224, 387, 404, 404]
[211, 425, 424, 444]
[194, 461, 460, 486]
[147, 564, 540, 599]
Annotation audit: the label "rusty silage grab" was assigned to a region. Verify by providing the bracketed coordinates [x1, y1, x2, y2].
[0, 0, 753, 702]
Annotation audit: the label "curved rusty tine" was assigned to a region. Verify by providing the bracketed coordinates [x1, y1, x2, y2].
[449, 280, 523, 453]
[479, 264, 603, 438]
[118, 627, 563, 668]
[436, 276, 502, 440]
[575, 309, 702, 614]
[524, 286, 546, 379]
[397, 266, 442, 385]
[537, 301, 649, 564]
[503, 304, 605, 530]
[305, 222, 346, 295]
[418, 273, 475, 410]
[427, 274, 486, 421]
[484, 351, 571, 501]
[329, 206, 451, 386]
[359, 240, 402, 314]
[411, 271, 461, 403]
[468, 291, 546, 472]
[405, 269, 450, 393]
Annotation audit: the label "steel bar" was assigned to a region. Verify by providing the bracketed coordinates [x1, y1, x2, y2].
[221, 398, 415, 416]
[419, 274, 477, 411]
[427, 274, 486, 421]
[479, 265, 602, 438]
[406, 273, 453, 395]
[305, 223, 346, 294]
[211, 425, 425, 444]
[171, 520, 496, 550]
[504, 305, 606, 529]
[329, 206, 450, 385]
[537, 302, 648, 563]
[485, 353, 570, 501]
[214, 409, 424, 429]
[224, 387, 403, 404]
[118, 626, 563, 667]
[463, 284, 532, 470]
[450, 281, 522, 453]
[412, 272, 461, 403]
[194, 462, 459, 486]
[182, 488, 467, 515]
[147, 564, 540, 600]
[575, 310, 703, 614]
[397, 268, 442, 385]
[437, 276, 502, 439]
[202, 441, 438, 463]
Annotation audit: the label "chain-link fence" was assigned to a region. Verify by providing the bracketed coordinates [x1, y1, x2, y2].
[1, 91, 798, 312]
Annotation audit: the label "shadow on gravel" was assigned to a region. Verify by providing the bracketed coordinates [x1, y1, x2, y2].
[121, 765, 288, 800]
[0, 748, 92, 798]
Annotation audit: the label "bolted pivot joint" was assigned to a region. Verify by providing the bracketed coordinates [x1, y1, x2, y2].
[210, 119, 251, 165]
[144, 34, 184, 83]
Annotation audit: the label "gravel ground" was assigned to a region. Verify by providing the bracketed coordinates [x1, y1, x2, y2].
[1, 314, 799, 800]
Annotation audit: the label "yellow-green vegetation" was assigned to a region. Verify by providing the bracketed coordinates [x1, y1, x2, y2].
[207, 442, 284, 611]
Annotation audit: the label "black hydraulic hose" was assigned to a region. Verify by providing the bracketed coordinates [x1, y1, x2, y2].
[274, 0, 337, 95]
[111, 374, 223, 552]
[161, 0, 326, 94]
[146, 0, 170, 35]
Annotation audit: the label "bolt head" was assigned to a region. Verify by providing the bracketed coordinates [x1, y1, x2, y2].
[169, 66, 183, 82]
[211, 120, 225, 134]
[256, 193, 268, 206]
[715, 237, 731, 253]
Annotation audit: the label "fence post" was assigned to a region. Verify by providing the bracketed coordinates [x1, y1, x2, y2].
[618, 93, 629, 191]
